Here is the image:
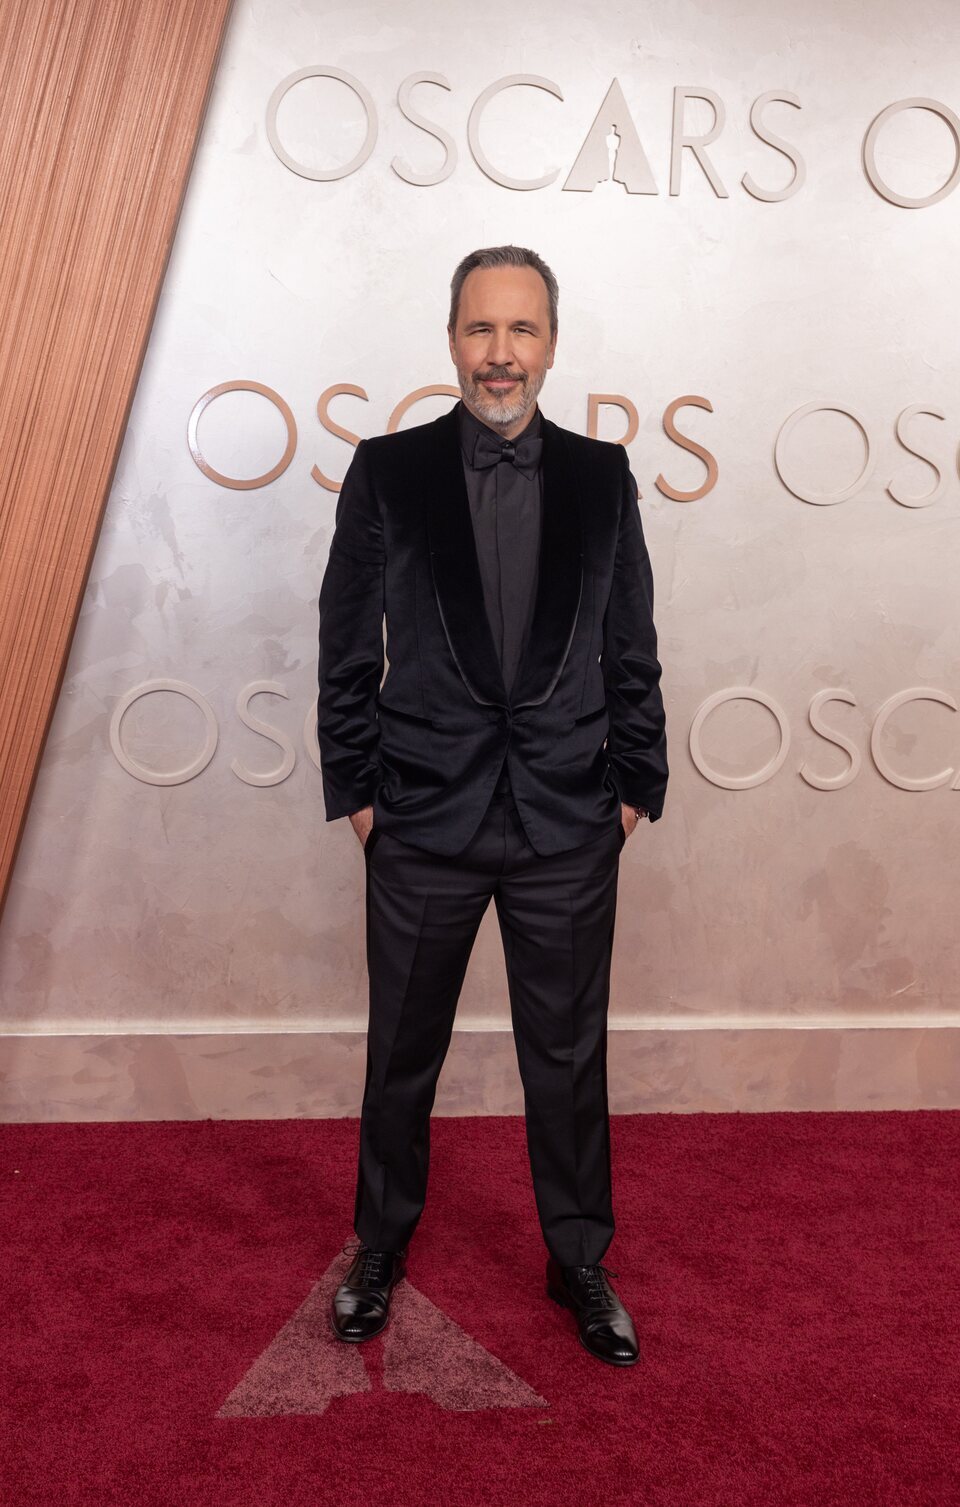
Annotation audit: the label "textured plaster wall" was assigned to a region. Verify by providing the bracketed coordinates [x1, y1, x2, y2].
[3, 0, 960, 1114]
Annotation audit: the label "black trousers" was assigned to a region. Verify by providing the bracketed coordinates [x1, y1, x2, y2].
[354, 780, 626, 1267]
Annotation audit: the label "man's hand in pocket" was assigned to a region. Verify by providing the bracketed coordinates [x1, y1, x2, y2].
[621, 804, 648, 839]
[348, 806, 375, 849]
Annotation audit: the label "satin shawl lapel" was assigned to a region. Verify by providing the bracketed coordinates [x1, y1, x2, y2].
[423, 405, 584, 711]
[424, 406, 506, 706]
[510, 412, 584, 708]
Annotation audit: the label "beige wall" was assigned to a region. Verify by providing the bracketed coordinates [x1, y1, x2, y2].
[3, 0, 960, 1118]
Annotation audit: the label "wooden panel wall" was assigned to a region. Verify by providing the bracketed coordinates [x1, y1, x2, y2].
[0, 0, 235, 921]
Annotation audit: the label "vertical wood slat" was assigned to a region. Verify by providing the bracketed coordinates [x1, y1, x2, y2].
[0, 0, 235, 921]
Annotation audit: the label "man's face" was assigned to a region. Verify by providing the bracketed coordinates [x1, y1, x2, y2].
[448, 264, 557, 433]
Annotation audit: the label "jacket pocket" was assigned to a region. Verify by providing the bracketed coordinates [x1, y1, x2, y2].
[573, 701, 608, 726]
[376, 695, 437, 727]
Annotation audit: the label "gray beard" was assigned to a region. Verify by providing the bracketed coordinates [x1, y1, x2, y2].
[455, 364, 547, 431]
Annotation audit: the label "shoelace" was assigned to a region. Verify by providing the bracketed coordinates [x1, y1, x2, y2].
[573, 1263, 620, 1307]
[342, 1237, 396, 1287]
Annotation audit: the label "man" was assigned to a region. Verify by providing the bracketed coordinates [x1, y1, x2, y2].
[316, 245, 668, 1367]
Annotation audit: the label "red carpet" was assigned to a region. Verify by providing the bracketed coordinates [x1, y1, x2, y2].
[2, 1110, 957, 1506]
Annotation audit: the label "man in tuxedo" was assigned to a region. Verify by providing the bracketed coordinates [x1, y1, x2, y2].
[316, 245, 668, 1367]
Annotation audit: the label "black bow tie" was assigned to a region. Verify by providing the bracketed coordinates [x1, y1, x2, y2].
[470, 427, 543, 479]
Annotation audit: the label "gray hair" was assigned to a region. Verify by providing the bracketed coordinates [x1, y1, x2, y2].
[448, 245, 559, 340]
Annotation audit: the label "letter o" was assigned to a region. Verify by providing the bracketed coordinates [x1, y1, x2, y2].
[266, 66, 378, 181]
[775, 401, 873, 504]
[689, 686, 790, 789]
[863, 97, 960, 208]
[110, 679, 219, 785]
[188, 380, 297, 490]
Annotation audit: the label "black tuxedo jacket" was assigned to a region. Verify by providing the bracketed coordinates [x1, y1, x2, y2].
[316, 402, 668, 857]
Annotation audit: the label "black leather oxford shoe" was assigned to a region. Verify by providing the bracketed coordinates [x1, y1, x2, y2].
[546, 1256, 640, 1367]
[330, 1241, 407, 1342]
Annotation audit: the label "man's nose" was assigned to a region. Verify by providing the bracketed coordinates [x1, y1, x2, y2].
[486, 330, 516, 367]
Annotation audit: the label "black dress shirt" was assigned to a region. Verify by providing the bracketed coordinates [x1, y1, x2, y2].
[457, 399, 543, 696]
[458, 399, 544, 796]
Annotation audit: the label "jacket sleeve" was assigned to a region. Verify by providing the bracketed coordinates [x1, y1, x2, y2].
[316, 440, 385, 821]
[601, 446, 669, 822]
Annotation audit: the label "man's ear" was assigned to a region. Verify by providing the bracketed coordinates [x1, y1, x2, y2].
[546, 327, 558, 369]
